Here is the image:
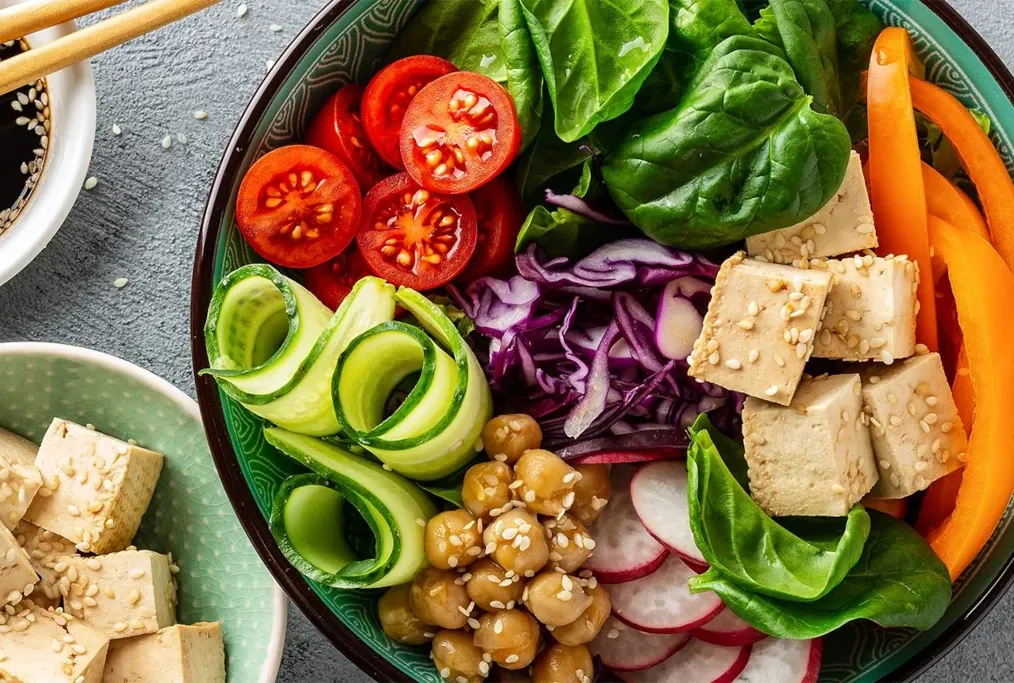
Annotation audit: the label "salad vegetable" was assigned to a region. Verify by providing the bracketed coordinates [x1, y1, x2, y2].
[765, 0, 842, 116]
[923, 162, 989, 241]
[306, 84, 387, 189]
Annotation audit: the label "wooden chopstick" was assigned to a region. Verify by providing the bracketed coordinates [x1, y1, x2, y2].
[0, 0, 220, 96]
[0, 0, 129, 45]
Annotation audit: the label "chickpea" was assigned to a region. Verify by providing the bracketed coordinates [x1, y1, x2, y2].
[523, 572, 592, 627]
[483, 414, 542, 465]
[431, 629, 489, 683]
[410, 567, 472, 629]
[466, 557, 526, 611]
[569, 464, 611, 525]
[544, 514, 593, 573]
[482, 508, 549, 577]
[532, 643, 594, 683]
[462, 461, 513, 518]
[551, 583, 610, 646]
[513, 449, 577, 516]
[474, 609, 540, 670]
[377, 584, 434, 646]
[426, 509, 484, 570]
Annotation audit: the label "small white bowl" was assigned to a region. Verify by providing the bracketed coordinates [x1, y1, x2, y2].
[0, 11, 96, 287]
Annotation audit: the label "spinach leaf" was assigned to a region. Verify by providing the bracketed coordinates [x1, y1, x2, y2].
[518, 0, 669, 142]
[691, 511, 953, 638]
[499, 0, 546, 148]
[688, 413, 749, 492]
[515, 119, 593, 203]
[753, 6, 783, 47]
[827, 0, 882, 138]
[602, 35, 852, 249]
[686, 419, 870, 602]
[767, 0, 840, 116]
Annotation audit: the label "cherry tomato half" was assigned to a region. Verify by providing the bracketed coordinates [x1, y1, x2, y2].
[304, 248, 372, 310]
[362, 56, 457, 170]
[236, 145, 361, 269]
[306, 84, 387, 189]
[400, 71, 521, 195]
[458, 176, 524, 283]
[357, 172, 477, 290]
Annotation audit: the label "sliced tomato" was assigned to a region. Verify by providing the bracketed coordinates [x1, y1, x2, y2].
[458, 176, 524, 283]
[235, 145, 361, 269]
[362, 56, 457, 170]
[400, 71, 521, 195]
[357, 173, 477, 290]
[304, 248, 371, 310]
[306, 84, 387, 189]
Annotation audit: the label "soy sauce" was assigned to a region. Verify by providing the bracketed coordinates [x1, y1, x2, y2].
[0, 39, 50, 235]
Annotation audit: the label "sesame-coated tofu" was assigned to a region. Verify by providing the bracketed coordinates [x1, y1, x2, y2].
[25, 419, 163, 554]
[13, 521, 78, 609]
[812, 255, 918, 363]
[0, 606, 109, 683]
[861, 353, 967, 498]
[0, 427, 43, 530]
[688, 253, 833, 406]
[743, 374, 879, 517]
[102, 622, 226, 683]
[0, 523, 37, 608]
[746, 152, 877, 264]
[59, 550, 177, 639]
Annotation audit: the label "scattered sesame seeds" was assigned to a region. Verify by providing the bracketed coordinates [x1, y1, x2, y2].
[113, 277, 129, 289]
[161, 135, 172, 149]
[84, 176, 98, 191]
[270, 23, 283, 32]
[236, 3, 248, 17]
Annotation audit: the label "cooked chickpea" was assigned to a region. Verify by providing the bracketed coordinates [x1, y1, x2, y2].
[482, 508, 549, 577]
[551, 583, 610, 646]
[532, 643, 594, 683]
[513, 449, 577, 516]
[544, 514, 593, 573]
[483, 414, 542, 465]
[466, 557, 526, 611]
[426, 509, 483, 570]
[568, 464, 611, 525]
[474, 609, 540, 670]
[377, 584, 435, 646]
[462, 461, 513, 518]
[431, 629, 489, 683]
[523, 572, 592, 627]
[410, 567, 472, 629]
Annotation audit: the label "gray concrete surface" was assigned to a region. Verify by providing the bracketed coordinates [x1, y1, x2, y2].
[0, 0, 1011, 680]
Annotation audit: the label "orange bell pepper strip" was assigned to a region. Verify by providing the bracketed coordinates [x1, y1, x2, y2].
[867, 28, 938, 350]
[910, 76, 1014, 272]
[922, 163, 989, 240]
[919, 215, 1014, 580]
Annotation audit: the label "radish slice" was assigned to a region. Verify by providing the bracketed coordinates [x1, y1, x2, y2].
[694, 609, 768, 646]
[585, 466, 668, 583]
[630, 461, 707, 565]
[655, 278, 707, 360]
[591, 617, 691, 671]
[571, 448, 683, 465]
[620, 639, 752, 683]
[609, 554, 724, 633]
[734, 637, 822, 683]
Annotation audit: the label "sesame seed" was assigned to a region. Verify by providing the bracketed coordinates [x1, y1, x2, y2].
[764, 385, 779, 397]
[880, 351, 894, 365]
[707, 352, 720, 365]
[919, 420, 931, 434]
[161, 135, 172, 149]
[494, 619, 503, 634]
[725, 359, 742, 370]
[84, 176, 98, 191]
[748, 349, 759, 363]
[505, 654, 519, 664]
[447, 556, 458, 568]
[236, 3, 248, 17]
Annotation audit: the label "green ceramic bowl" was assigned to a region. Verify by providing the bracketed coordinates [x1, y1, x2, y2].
[191, 1, 1014, 681]
[0, 343, 286, 683]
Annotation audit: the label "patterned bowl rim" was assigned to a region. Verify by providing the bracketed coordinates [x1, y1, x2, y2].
[0, 341, 289, 683]
[190, 0, 1014, 680]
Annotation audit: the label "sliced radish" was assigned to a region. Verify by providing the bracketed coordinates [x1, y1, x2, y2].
[630, 461, 706, 565]
[620, 639, 751, 683]
[571, 448, 683, 465]
[694, 609, 768, 647]
[734, 637, 822, 683]
[591, 617, 691, 672]
[585, 466, 668, 583]
[655, 278, 706, 361]
[609, 554, 724, 633]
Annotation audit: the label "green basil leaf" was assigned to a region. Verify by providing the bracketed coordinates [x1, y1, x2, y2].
[686, 420, 870, 602]
[602, 35, 851, 249]
[518, 0, 669, 142]
[767, 0, 841, 116]
[691, 511, 952, 638]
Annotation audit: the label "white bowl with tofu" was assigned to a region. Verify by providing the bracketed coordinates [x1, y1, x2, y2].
[0, 342, 286, 682]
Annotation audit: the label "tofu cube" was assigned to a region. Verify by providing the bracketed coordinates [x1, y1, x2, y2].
[14, 521, 78, 609]
[0, 427, 43, 530]
[59, 550, 177, 639]
[0, 606, 109, 683]
[0, 523, 37, 608]
[746, 151, 877, 264]
[25, 419, 163, 554]
[689, 253, 833, 405]
[861, 353, 968, 498]
[743, 374, 879, 517]
[103, 622, 226, 683]
[812, 255, 918, 362]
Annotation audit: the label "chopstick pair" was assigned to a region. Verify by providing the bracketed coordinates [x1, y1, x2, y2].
[0, 0, 220, 96]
